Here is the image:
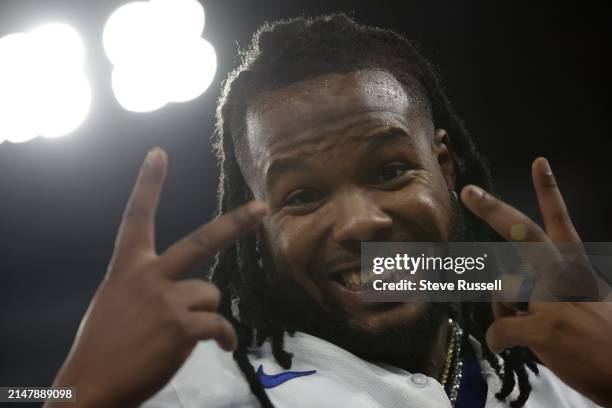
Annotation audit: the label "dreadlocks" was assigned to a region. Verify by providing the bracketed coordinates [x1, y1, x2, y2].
[211, 13, 538, 408]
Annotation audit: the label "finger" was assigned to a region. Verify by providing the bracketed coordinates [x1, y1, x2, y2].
[114, 148, 167, 259]
[491, 300, 530, 319]
[492, 274, 523, 304]
[485, 314, 543, 353]
[462, 184, 560, 268]
[172, 279, 221, 311]
[159, 200, 268, 278]
[185, 311, 237, 351]
[492, 264, 536, 314]
[492, 302, 519, 318]
[461, 185, 550, 244]
[532, 157, 581, 243]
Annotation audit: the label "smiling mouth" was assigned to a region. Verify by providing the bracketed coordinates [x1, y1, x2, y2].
[331, 269, 364, 292]
[329, 265, 406, 293]
[328, 269, 404, 311]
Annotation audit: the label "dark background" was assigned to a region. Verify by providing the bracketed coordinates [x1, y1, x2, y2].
[0, 0, 610, 394]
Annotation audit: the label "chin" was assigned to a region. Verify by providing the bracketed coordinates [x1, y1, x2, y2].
[326, 302, 449, 368]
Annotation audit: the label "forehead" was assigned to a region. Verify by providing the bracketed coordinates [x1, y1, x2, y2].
[241, 70, 428, 189]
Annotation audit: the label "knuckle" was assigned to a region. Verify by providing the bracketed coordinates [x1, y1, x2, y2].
[124, 206, 151, 222]
[189, 314, 225, 341]
[551, 210, 572, 225]
[527, 223, 546, 240]
[208, 313, 224, 332]
[210, 314, 227, 337]
[204, 284, 221, 308]
[183, 281, 221, 309]
[481, 192, 502, 212]
[162, 304, 187, 333]
[213, 313, 225, 327]
[229, 207, 253, 228]
[174, 314, 192, 339]
[542, 176, 557, 189]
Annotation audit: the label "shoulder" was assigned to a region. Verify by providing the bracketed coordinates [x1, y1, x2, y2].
[142, 340, 258, 408]
[142, 332, 452, 408]
[469, 336, 601, 408]
[524, 364, 601, 408]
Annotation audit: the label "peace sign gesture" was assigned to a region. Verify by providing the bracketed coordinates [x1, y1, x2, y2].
[47, 148, 268, 407]
[461, 157, 612, 407]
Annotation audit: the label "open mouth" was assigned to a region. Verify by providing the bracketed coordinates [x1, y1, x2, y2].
[329, 267, 406, 293]
[330, 269, 364, 292]
[327, 268, 405, 312]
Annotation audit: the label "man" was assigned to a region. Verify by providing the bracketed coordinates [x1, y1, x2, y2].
[47, 14, 611, 408]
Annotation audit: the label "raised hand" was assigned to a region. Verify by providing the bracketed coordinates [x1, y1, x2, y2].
[46, 148, 268, 407]
[461, 157, 612, 406]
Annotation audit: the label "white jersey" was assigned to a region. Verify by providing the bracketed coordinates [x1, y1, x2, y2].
[142, 331, 599, 408]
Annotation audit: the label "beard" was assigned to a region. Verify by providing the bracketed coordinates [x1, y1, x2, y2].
[261, 193, 468, 373]
[268, 271, 450, 373]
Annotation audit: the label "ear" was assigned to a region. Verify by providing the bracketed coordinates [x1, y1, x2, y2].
[433, 128, 455, 191]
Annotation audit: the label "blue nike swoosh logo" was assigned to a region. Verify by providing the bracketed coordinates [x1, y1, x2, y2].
[257, 365, 316, 389]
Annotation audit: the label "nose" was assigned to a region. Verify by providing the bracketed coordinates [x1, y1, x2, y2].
[331, 187, 392, 248]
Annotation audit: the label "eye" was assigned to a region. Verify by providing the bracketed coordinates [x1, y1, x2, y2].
[284, 188, 322, 207]
[377, 162, 409, 183]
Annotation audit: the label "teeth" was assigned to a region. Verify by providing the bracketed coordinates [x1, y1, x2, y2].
[339, 270, 361, 289]
[335, 268, 410, 290]
[348, 270, 361, 285]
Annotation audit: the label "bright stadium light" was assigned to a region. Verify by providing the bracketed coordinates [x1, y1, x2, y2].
[0, 24, 91, 144]
[103, 0, 217, 113]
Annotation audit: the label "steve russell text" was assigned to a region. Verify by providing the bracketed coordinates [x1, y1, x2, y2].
[371, 279, 503, 291]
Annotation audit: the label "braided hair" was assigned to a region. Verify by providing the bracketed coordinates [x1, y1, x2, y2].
[211, 13, 538, 408]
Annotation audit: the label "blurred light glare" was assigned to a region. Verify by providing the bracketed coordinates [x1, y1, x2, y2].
[103, 0, 216, 113]
[0, 24, 91, 144]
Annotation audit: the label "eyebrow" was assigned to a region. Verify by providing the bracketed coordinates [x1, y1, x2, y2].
[366, 127, 416, 151]
[266, 159, 312, 191]
[265, 127, 416, 190]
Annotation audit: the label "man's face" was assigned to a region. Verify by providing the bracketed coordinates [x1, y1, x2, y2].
[241, 69, 455, 336]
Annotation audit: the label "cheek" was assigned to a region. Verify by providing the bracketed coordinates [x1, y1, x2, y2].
[262, 217, 327, 304]
[388, 172, 452, 240]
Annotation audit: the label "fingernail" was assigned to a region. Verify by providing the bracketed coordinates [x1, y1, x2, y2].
[540, 158, 553, 176]
[249, 201, 269, 218]
[468, 185, 484, 198]
[539, 158, 557, 188]
[146, 147, 163, 166]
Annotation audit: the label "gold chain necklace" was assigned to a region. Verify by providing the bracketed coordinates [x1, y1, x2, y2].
[439, 319, 464, 407]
